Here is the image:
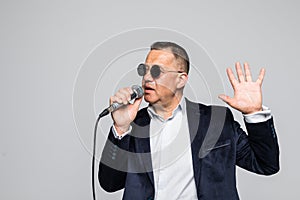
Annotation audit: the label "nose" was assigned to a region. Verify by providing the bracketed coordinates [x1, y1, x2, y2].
[143, 68, 154, 82]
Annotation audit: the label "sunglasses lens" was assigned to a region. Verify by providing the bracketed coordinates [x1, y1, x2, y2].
[150, 65, 161, 78]
[137, 64, 146, 76]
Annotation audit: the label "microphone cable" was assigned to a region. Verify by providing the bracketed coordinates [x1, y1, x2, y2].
[91, 102, 126, 200]
[92, 114, 101, 200]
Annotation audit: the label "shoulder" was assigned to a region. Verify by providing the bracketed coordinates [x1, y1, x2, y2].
[185, 98, 233, 117]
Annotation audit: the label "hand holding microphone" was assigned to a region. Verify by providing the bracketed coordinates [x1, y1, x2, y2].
[99, 85, 144, 134]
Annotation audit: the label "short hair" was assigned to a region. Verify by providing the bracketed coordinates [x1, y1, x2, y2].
[150, 41, 190, 74]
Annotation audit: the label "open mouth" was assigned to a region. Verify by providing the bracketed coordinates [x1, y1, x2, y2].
[144, 86, 155, 92]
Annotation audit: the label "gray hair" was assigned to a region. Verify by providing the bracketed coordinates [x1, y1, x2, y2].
[150, 41, 190, 74]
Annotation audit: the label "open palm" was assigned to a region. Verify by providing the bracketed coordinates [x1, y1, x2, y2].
[219, 62, 265, 114]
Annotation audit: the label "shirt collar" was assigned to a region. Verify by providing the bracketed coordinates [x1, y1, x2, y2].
[147, 97, 186, 122]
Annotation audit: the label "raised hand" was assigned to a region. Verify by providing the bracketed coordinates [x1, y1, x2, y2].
[218, 62, 265, 114]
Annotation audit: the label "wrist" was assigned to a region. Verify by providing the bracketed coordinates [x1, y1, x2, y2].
[243, 107, 263, 115]
[114, 123, 130, 135]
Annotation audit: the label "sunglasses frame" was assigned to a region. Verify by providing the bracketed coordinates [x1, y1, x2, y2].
[137, 63, 185, 79]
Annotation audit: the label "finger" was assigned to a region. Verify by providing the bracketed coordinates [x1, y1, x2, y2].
[235, 62, 245, 82]
[129, 97, 142, 110]
[115, 91, 130, 105]
[119, 87, 133, 102]
[110, 95, 123, 105]
[244, 62, 252, 82]
[127, 98, 142, 120]
[256, 68, 265, 85]
[218, 94, 233, 105]
[226, 68, 238, 88]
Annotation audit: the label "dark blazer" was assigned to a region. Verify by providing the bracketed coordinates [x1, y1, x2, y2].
[99, 99, 280, 200]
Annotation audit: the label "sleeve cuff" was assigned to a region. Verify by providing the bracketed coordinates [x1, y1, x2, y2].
[112, 124, 132, 140]
[243, 105, 272, 123]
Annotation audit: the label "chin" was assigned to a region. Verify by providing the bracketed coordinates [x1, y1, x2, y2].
[143, 95, 158, 104]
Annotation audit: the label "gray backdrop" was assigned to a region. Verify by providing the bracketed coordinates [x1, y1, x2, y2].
[1, 0, 299, 199]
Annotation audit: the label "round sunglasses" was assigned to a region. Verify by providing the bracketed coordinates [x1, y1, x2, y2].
[137, 63, 184, 79]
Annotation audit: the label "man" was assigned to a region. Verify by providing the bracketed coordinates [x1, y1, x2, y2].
[99, 42, 279, 200]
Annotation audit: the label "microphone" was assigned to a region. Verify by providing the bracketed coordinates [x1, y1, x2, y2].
[98, 85, 144, 118]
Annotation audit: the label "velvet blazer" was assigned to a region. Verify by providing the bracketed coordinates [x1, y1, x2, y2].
[99, 99, 280, 200]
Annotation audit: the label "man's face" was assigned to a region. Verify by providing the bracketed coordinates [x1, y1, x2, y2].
[142, 49, 184, 106]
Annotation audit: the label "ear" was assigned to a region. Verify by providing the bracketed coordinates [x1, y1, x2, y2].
[177, 73, 188, 89]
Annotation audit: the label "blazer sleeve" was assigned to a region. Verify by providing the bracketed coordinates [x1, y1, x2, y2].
[98, 127, 130, 192]
[234, 114, 280, 175]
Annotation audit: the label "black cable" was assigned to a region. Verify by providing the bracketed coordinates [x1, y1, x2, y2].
[92, 114, 101, 200]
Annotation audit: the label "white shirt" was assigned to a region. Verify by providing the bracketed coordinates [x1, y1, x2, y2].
[147, 98, 198, 199]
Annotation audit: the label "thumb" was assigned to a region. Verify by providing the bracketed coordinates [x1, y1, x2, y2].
[129, 97, 142, 111]
[218, 94, 233, 105]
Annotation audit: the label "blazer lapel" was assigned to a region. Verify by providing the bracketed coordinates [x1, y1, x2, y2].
[186, 98, 228, 193]
[186, 99, 209, 189]
[131, 108, 154, 186]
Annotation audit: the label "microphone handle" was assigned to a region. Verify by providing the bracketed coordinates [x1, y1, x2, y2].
[99, 91, 138, 118]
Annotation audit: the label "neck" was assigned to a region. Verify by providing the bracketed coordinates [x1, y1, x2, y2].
[151, 93, 183, 120]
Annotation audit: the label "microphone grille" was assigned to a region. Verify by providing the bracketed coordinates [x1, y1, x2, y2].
[131, 85, 144, 98]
